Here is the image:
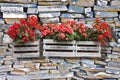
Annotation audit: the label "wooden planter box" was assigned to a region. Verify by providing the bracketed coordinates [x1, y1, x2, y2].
[12, 40, 40, 58]
[43, 39, 101, 57]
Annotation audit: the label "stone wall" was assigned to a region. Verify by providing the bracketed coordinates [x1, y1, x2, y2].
[0, 0, 120, 80]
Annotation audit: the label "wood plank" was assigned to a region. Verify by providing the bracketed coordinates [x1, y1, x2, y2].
[13, 46, 39, 51]
[43, 51, 75, 57]
[13, 52, 40, 58]
[43, 45, 75, 50]
[76, 52, 101, 57]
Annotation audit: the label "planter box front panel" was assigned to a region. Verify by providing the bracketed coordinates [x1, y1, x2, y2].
[43, 39, 76, 57]
[43, 39, 101, 57]
[13, 40, 40, 58]
[76, 41, 101, 57]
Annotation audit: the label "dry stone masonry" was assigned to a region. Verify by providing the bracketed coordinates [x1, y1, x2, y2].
[0, 0, 120, 80]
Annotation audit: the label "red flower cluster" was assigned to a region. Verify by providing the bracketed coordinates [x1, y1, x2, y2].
[93, 18, 112, 45]
[7, 16, 41, 43]
[40, 18, 112, 45]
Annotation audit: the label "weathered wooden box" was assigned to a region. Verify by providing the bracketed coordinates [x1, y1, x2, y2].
[76, 41, 101, 57]
[43, 39, 101, 57]
[43, 39, 76, 57]
[13, 40, 40, 58]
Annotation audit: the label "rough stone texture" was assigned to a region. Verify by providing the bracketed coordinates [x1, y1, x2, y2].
[0, 0, 120, 80]
[95, 12, 118, 18]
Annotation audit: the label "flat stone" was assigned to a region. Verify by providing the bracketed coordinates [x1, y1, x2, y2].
[108, 61, 120, 68]
[0, 65, 13, 72]
[40, 17, 59, 24]
[38, 5, 67, 12]
[3, 12, 27, 18]
[0, 32, 3, 40]
[38, 0, 61, 1]
[41, 63, 58, 66]
[111, 1, 120, 6]
[113, 47, 120, 52]
[95, 12, 118, 18]
[0, 48, 6, 54]
[28, 72, 73, 79]
[74, 0, 94, 7]
[0, 19, 5, 24]
[49, 78, 66, 80]
[50, 58, 65, 63]
[1, 6, 23, 12]
[97, 0, 108, 6]
[85, 7, 91, 13]
[0, 3, 37, 8]
[4, 18, 22, 24]
[65, 58, 80, 63]
[95, 60, 107, 65]
[107, 54, 119, 59]
[40, 66, 56, 69]
[68, 5, 84, 13]
[94, 5, 120, 12]
[61, 18, 74, 22]
[106, 69, 120, 74]
[61, 13, 84, 18]
[27, 8, 38, 14]
[38, 1, 67, 5]
[85, 12, 93, 18]
[81, 59, 94, 68]
[32, 59, 49, 63]
[112, 59, 120, 62]
[0, 0, 31, 3]
[49, 70, 60, 74]
[28, 70, 49, 74]
[39, 12, 60, 18]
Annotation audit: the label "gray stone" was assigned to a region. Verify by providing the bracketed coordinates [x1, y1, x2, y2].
[0, 19, 5, 24]
[94, 5, 120, 12]
[38, 0, 61, 1]
[85, 7, 91, 13]
[28, 72, 73, 79]
[111, 1, 120, 6]
[3, 12, 27, 18]
[107, 54, 119, 59]
[1, 6, 23, 12]
[0, 0, 31, 3]
[39, 12, 60, 18]
[27, 8, 38, 14]
[106, 69, 120, 75]
[69, 0, 94, 6]
[40, 66, 56, 69]
[97, 0, 108, 6]
[61, 13, 84, 18]
[50, 58, 65, 63]
[0, 3, 37, 8]
[85, 12, 93, 18]
[95, 12, 118, 18]
[108, 61, 120, 68]
[68, 5, 84, 13]
[38, 1, 67, 5]
[38, 5, 67, 12]
[40, 17, 59, 24]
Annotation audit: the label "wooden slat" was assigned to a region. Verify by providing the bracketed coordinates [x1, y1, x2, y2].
[13, 40, 39, 45]
[43, 51, 75, 57]
[13, 46, 39, 51]
[43, 45, 75, 50]
[13, 52, 39, 58]
[76, 52, 101, 57]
